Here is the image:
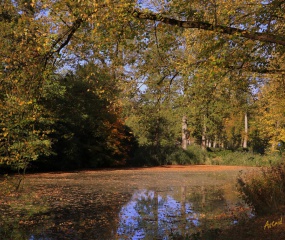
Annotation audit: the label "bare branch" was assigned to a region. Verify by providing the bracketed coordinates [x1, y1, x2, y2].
[132, 9, 285, 47]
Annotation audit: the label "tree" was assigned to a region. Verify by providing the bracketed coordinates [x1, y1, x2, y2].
[131, 1, 278, 151]
[133, 1, 285, 47]
[254, 76, 285, 152]
[0, 1, 55, 172]
[0, 0, 136, 170]
[2, 0, 285, 171]
[35, 63, 137, 170]
[124, 73, 181, 165]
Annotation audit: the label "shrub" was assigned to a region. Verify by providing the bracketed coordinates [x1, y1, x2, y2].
[221, 152, 262, 166]
[207, 150, 282, 167]
[131, 144, 207, 166]
[166, 145, 206, 165]
[187, 145, 207, 164]
[131, 145, 175, 166]
[237, 163, 285, 215]
[166, 148, 194, 165]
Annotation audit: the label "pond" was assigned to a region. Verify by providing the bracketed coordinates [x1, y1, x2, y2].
[0, 166, 254, 240]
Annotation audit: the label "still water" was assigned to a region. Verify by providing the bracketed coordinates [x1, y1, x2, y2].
[117, 185, 250, 239]
[0, 167, 253, 239]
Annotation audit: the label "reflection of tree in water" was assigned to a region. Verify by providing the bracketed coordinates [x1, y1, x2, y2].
[188, 186, 231, 230]
[0, 188, 132, 240]
[117, 188, 200, 239]
[185, 185, 252, 231]
[0, 184, 249, 239]
[189, 186, 226, 213]
[116, 185, 245, 239]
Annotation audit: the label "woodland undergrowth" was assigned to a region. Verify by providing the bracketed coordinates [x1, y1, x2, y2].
[237, 163, 285, 215]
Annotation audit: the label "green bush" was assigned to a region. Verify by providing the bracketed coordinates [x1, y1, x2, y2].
[166, 148, 193, 165]
[220, 152, 263, 166]
[207, 148, 232, 156]
[207, 150, 282, 167]
[131, 145, 175, 166]
[237, 163, 285, 215]
[187, 145, 207, 164]
[132, 145, 283, 167]
[166, 145, 206, 165]
[131, 144, 207, 166]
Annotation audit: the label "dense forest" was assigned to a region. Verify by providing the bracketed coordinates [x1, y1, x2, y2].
[1, 0, 285, 172]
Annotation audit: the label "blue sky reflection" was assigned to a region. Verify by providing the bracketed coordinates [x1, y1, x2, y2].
[117, 188, 200, 239]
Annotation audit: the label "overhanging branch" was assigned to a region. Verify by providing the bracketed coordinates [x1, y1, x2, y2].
[132, 9, 285, 47]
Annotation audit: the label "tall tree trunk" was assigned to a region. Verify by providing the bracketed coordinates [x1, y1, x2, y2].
[221, 139, 224, 149]
[201, 116, 207, 150]
[154, 115, 160, 164]
[213, 136, 217, 148]
[207, 140, 212, 148]
[182, 115, 188, 150]
[243, 112, 248, 148]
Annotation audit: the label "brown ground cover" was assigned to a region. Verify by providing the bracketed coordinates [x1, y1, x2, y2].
[217, 212, 285, 240]
[1, 165, 284, 240]
[26, 164, 257, 177]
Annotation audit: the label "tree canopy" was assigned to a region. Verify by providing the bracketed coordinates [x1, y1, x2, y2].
[1, 0, 285, 170]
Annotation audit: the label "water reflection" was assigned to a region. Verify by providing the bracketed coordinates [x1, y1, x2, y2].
[117, 188, 198, 239]
[0, 172, 253, 240]
[117, 185, 251, 239]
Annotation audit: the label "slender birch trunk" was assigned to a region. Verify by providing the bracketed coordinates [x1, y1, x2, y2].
[201, 116, 207, 150]
[243, 112, 248, 148]
[182, 115, 188, 150]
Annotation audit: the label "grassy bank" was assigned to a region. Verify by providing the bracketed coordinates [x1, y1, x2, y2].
[164, 145, 283, 167]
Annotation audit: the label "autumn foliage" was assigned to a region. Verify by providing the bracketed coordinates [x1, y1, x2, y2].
[1, 0, 285, 171]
